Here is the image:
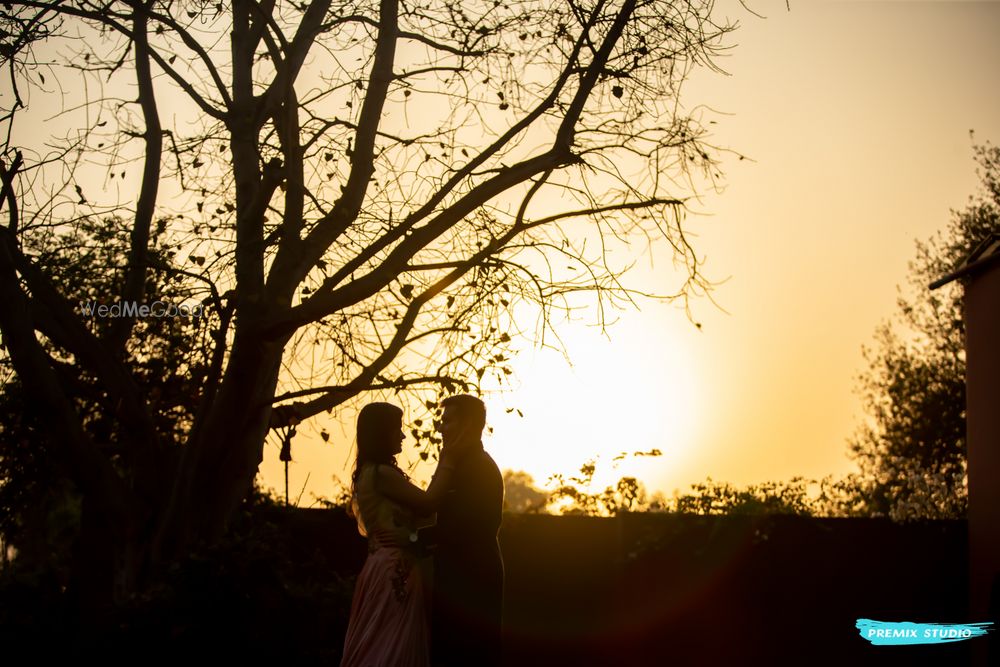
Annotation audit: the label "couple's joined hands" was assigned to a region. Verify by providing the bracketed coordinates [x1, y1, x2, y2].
[370, 525, 419, 550]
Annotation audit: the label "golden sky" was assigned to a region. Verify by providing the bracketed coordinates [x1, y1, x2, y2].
[259, 0, 1000, 503]
[4, 0, 996, 504]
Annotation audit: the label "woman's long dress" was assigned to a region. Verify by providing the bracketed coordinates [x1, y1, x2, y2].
[340, 464, 429, 667]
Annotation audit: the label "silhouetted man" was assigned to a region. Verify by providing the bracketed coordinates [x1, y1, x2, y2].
[432, 394, 504, 667]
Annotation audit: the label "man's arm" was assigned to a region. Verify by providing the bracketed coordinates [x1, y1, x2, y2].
[369, 525, 416, 548]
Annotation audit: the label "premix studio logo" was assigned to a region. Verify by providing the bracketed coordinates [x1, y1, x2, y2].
[856, 619, 994, 646]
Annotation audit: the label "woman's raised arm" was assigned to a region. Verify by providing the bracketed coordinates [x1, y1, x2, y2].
[374, 460, 456, 514]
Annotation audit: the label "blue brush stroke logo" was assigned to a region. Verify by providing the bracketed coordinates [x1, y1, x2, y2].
[856, 619, 994, 646]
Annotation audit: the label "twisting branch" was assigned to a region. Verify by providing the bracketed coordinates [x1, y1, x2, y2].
[106, 0, 163, 353]
[267, 0, 399, 297]
[0, 151, 24, 233]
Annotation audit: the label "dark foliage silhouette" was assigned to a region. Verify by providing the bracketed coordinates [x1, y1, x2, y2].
[850, 140, 999, 520]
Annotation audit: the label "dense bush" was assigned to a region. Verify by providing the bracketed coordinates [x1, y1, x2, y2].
[0, 486, 357, 663]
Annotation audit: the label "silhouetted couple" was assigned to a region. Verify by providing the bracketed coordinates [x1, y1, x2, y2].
[340, 395, 504, 667]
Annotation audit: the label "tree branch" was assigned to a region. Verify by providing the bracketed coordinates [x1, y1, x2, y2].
[106, 2, 163, 353]
[0, 151, 23, 233]
[280, 5, 596, 306]
[555, 0, 636, 150]
[266, 0, 398, 300]
[262, 147, 574, 338]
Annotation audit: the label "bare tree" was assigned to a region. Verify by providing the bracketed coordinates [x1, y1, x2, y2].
[0, 0, 735, 601]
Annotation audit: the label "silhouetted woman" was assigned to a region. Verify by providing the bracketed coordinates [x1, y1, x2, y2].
[340, 402, 456, 667]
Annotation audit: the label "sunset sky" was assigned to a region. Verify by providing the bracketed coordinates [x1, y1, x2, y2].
[5, 0, 996, 506]
[256, 0, 1000, 504]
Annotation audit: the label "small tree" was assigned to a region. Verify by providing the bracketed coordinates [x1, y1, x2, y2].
[545, 452, 659, 515]
[849, 140, 999, 520]
[502, 469, 548, 513]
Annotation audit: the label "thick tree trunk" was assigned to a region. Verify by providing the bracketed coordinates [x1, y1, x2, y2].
[190, 332, 289, 541]
[151, 328, 290, 568]
[56, 329, 289, 608]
